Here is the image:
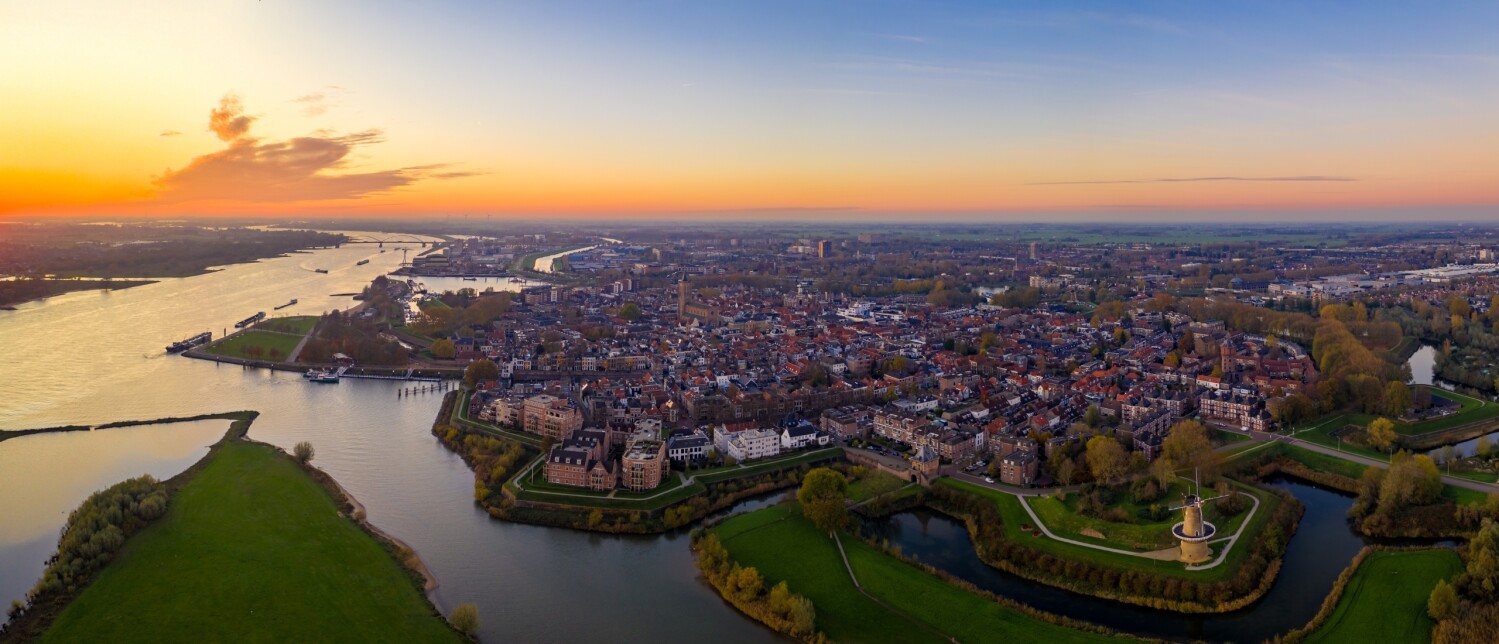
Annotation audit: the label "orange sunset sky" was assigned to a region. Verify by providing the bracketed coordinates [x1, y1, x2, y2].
[4, 1, 1499, 221]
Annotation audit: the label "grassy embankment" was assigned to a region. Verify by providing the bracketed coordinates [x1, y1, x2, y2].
[1270, 442, 1490, 506]
[709, 503, 1128, 643]
[38, 439, 458, 643]
[1300, 549, 1461, 644]
[1023, 479, 1259, 551]
[0, 279, 156, 308]
[451, 391, 841, 511]
[936, 478, 1278, 581]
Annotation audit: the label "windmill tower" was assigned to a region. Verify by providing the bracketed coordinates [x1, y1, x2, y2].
[1169, 469, 1228, 564]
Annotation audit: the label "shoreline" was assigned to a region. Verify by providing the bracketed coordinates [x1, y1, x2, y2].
[2, 411, 454, 640]
[321, 473, 441, 594]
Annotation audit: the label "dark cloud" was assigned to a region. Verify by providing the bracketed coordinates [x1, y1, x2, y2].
[154, 94, 471, 203]
[1029, 175, 1358, 186]
[159, 130, 181, 137]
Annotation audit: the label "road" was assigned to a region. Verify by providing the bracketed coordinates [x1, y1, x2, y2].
[1273, 432, 1496, 494]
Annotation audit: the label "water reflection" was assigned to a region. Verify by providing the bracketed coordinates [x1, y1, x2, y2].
[0, 419, 231, 610]
[863, 479, 1369, 643]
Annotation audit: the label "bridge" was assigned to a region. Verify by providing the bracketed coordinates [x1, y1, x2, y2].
[341, 233, 437, 247]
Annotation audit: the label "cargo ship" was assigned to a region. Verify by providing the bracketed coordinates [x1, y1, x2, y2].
[356, 259, 370, 266]
[234, 312, 266, 328]
[274, 299, 298, 310]
[166, 331, 212, 353]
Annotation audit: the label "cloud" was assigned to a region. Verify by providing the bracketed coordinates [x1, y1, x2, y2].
[208, 95, 256, 142]
[1028, 176, 1359, 186]
[153, 94, 471, 203]
[291, 86, 350, 117]
[871, 33, 926, 44]
[159, 130, 181, 137]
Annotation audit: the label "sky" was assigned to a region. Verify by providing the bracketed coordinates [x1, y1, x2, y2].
[3, 0, 1499, 221]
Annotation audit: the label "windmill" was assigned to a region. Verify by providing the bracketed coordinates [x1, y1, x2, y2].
[1168, 468, 1228, 564]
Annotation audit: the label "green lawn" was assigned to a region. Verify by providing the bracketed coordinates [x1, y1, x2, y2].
[693, 448, 843, 484]
[1026, 481, 1262, 552]
[937, 479, 1277, 581]
[201, 329, 303, 361]
[711, 504, 1125, 643]
[1303, 549, 1461, 644]
[847, 471, 909, 503]
[1274, 443, 1492, 506]
[42, 441, 458, 643]
[252, 315, 319, 335]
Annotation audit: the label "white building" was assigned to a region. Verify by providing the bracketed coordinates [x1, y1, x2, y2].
[725, 429, 781, 462]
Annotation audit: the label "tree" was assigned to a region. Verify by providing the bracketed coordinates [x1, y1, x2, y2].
[1085, 435, 1129, 485]
[1083, 405, 1102, 428]
[464, 358, 499, 388]
[1478, 434, 1494, 459]
[1366, 417, 1398, 453]
[431, 338, 456, 359]
[1057, 458, 1076, 486]
[1457, 518, 1499, 601]
[450, 603, 480, 636]
[1383, 381, 1414, 418]
[1429, 580, 1458, 621]
[618, 302, 642, 321]
[797, 467, 849, 533]
[1160, 420, 1220, 478]
[293, 441, 315, 465]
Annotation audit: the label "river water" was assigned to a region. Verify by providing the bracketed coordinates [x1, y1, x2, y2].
[864, 479, 1372, 643]
[0, 238, 1432, 642]
[0, 240, 774, 642]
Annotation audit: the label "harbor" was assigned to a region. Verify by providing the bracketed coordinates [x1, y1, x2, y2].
[165, 331, 212, 353]
[233, 312, 266, 328]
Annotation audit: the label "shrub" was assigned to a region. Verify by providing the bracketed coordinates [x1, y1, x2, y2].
[293, 441, 315, 464]
[449, 602, 479, 636]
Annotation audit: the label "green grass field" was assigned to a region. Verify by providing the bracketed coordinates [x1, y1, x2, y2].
[937, 478, 1277, 581]
[711, 504, 1125, 643]
[42, 441, 458, 643]
[1273, 443, 1492, 506]
[252, 315, 319, 335]
[1023, 480, 1253, 552]
[847, 471, 909, 503]
[201, 329, 303, 361]
[1303, 549, 1461, 644]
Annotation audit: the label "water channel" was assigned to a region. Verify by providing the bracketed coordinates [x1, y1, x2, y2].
[0, 240, 1456, 642]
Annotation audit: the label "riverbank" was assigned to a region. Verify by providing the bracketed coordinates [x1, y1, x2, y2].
[1280, 546, 1460, 644]
[436, 391, 848, 534]
[0, 411, 261, 444]
[1, 411, 461, 643]
[701, 503, 1138, 643]
[0, 279, 157, 308]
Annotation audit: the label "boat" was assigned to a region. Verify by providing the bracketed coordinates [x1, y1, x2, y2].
[356, 259, 370, 266]
[310, 370, 340, 384]
[462, 277, 478, 281]
[274, 299, 298, 310]
[233, 312, 266, 328]
[508, 277, 524, 283]
[315, 268, 330, 274]
[166, 331, 212, 353]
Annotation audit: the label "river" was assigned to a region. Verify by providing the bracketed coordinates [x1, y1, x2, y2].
[0, 239, 775, 642]
[0, 238, 1433, 642]
[864, 479, 1383, 643]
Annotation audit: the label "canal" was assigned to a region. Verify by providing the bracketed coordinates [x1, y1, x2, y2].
[0, 239, 1454, 642]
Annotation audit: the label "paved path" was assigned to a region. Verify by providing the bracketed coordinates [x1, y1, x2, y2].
[1184, 492, 1261, 571]
[1279, 434, 1495, 494]
[1004, 485, 1261, 570]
